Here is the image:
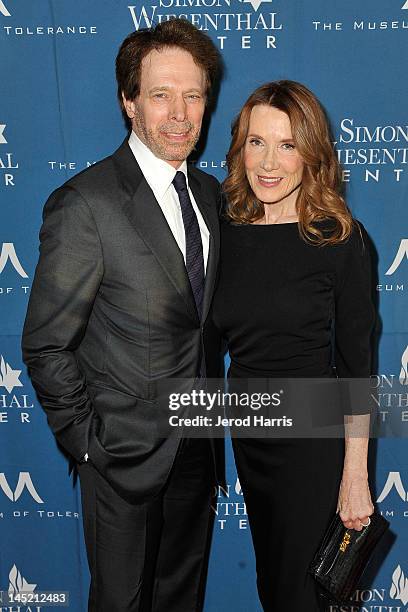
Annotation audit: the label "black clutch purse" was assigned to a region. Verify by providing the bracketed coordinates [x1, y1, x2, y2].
[309, 512, 389, 604]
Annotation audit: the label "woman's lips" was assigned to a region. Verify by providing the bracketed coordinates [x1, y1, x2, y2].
[257, 176, 283, 188]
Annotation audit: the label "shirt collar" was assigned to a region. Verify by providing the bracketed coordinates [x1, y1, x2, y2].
[128, 131, 188, 200]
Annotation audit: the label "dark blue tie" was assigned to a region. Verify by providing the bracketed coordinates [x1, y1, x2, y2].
[172, 171, 205, 319]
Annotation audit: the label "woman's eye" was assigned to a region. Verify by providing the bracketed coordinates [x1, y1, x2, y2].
[248, 138, 263, 146]
[281, 143, 295, 151]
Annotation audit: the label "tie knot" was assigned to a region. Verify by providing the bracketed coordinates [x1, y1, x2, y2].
[172, 171, 188, 194]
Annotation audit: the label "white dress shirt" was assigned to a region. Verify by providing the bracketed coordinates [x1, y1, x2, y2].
[128, 130, 210, 272]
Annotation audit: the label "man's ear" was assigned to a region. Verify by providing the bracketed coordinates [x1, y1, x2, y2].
[122, 93, 136, 119]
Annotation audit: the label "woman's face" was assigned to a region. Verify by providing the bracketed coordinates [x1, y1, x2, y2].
[244, 105, 304, 206]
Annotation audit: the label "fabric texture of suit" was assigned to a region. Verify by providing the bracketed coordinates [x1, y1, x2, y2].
[22, 138, 222, 504]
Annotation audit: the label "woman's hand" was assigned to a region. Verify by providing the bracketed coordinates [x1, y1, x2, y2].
[337, 471, 374, 531]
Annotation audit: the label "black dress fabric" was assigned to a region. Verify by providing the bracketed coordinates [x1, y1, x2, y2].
[211, 219, 375, 612]
[212, 220, 374, 380]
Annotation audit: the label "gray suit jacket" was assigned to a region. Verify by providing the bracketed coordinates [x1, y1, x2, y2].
[22, 139, 222, 503]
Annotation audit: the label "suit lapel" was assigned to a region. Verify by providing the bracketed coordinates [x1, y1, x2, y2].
[112, 140, 199, 324]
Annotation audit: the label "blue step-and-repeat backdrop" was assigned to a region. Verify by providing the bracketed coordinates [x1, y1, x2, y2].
[1, 1, 408, 610]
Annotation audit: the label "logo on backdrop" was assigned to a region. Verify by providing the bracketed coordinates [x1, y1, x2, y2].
[377, 472, 408, 503]
[0, 124, 19, 187]
[340, 564, 408, 608]
[0, 472, 44, 503]
[0, 471, 81, 522]
[235, 477, 242, 495]
[8, 564, 37, 596]
[0, 124, 6, 143]
[127, 0, 285, 51]
[334, 118, 408, 186]
[239, 0, 272, 12]
[0, 355, 22, 394]
[376, 472, 408, 520]
[2, 4, 97, 36]
[400, 346, 408, 386]
[2, 564, 44, 612]
[212, 477, 247, 532]
[0, 243, 28, 277]
[386, 239, 408, 275]
[390, 565, 408, 605]
[0, 353, 34, 426]
[376, 239, 406, 293]
[0, 1, 10, 17]
[371, 345, 408, 423]
[312, 2, 408, 33]
[48, 158, 97, 174]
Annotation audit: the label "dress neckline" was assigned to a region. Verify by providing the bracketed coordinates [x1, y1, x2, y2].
[230, 221, 299, 227]
[251, 222, 298, 226]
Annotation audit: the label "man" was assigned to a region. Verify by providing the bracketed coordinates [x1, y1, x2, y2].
[22, 19, 222, 612]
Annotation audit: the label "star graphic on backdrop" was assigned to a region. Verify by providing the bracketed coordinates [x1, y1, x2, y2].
[0, 356, 23, 393]
[400, 345, 408, 385]
[402, 0, 408, 9]
[0, 125, 6, 144]
[239, 0, 273, 12]
[8, 565, 37, 596]
[390, 565, 408, 606]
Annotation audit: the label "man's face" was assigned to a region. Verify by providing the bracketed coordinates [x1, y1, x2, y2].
[123, 47, 207, 168]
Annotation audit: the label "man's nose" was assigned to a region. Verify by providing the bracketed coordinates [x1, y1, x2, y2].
[169, 95, 187, 122]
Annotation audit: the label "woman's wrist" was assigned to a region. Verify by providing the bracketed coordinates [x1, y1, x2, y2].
[341, 465, 368, 478]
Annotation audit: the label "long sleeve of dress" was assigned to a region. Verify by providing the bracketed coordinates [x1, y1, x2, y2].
[334, 222, 376, 415]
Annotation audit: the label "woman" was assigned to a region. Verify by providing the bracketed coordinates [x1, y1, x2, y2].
[211, 81, 375, 610]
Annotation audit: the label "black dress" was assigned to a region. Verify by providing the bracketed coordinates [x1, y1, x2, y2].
[211, 219, 375, 612]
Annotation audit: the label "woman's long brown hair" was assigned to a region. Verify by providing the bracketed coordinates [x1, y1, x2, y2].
[223, 80, 353, 245]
